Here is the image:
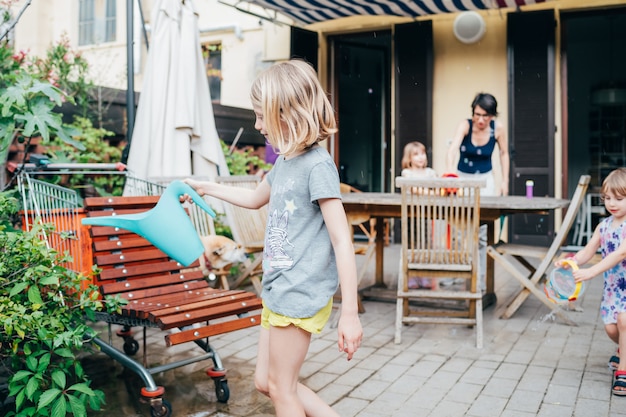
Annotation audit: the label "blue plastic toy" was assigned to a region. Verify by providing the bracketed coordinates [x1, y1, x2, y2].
[544, 259, 586, 303]
[82, 180, 216, 266]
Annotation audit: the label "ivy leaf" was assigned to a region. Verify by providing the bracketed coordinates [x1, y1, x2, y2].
[0, 81, 28, 116]
[74, 361, 84, 379]
[14, 389, 26, 411]
[68, 382, 95, 396]
[54, 124, 85, 150]
[51, 370, 66, 389]
[9, 281, 28, 297]
[25, 355, 38, 372]
[25, 376, 40, 400]
[15, 101, 57, 141]
[37, 388, 61, 410]
[11, 370, 33, 382]
[29, 79, 64, 106]
[27, 285, 44, 306]
[39, 275, 60, 286]
[37, 353, 51, 373]
[54, 347, 74, 358]
[68, 394, 87, 417]
[50, 394, 67, 417]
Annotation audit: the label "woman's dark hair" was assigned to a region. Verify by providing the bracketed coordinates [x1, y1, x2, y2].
[471, 93, 498, 116]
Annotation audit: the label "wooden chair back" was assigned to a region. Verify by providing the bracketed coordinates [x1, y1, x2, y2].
[216, 175, 267, 251]
[395, 176, 485, 348]
[214, 175, 267, 294]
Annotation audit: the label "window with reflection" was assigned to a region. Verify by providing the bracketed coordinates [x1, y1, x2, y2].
[202, 43, 222, 102]
[79, 0, 116, 46]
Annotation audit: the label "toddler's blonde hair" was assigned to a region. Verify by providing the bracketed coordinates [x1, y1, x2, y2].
[401, 141, 428, 170]
[602, 167, 626, 198]
[250, 60, 337, 156]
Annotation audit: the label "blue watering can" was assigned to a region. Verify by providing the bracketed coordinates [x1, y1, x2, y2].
[82, 180, 216, 266]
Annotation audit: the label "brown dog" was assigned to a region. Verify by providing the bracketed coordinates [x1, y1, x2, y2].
[198, 235, 248, 278]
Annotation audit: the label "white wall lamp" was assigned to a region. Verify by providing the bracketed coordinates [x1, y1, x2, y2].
[453, 11, 486, 44]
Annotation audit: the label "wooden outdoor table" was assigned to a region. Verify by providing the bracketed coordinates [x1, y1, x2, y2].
[342, 193, 570, 307]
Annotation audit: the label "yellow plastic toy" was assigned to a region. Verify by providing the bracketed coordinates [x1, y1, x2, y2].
[544, 258, 586, 303]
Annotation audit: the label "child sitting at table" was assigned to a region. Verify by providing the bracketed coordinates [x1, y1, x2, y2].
[401, 141, 438, 289]
[401, 141, 437, 179]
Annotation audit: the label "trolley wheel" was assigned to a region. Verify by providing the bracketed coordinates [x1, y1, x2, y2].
[214, 378, 230, 403]
[149, 399, 172, 417]
[123, 338, 139, 356]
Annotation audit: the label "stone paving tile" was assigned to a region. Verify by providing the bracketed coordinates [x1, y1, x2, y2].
[349, 378, 392, 400]
[573, 397, 610, 417]
[465, 395, 508, 417]
[428, 400, 471, 417]
[500, 411, 539, 417]
[505, 389, 543, 414]
[536, 402, 575, 417]
[481, 376, 518, 398]
[333, 397, 369, 417]
[74, 244, 626, 416]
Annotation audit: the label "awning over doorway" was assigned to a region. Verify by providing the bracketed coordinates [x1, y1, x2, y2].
[239, 0, 547, 25]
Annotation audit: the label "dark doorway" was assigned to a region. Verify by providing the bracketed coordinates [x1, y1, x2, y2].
[561, 8, 626, 244]
[507, 10, 555, 246]
[329, 32, 391, 192]
[562, 9, 626, 194]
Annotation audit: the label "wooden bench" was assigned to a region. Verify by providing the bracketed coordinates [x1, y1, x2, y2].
[82, 195, 262, 416]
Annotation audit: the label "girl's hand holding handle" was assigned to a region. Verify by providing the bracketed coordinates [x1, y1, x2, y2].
[555, 255, 577, 269]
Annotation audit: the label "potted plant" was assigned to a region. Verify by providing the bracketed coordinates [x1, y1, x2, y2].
[0, 191, 126, 417]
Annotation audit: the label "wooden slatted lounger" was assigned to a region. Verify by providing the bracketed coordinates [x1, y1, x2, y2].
[82, 195, 262, 417]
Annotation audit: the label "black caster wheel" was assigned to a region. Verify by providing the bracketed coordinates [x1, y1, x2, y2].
[215, 378, 230, 403]
[123, 338, 139, 356]
[150, 399, 172, 417]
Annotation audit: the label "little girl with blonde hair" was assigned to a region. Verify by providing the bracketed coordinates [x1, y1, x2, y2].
[185, 59, 363, 416]
[561, 168, 626, 396]
[401, 141, 437, 179]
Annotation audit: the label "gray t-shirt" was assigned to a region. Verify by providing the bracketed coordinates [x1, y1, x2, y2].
[264, 145, 341, 318]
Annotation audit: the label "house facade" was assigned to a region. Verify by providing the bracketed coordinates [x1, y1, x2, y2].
[7, 0, 626, 244]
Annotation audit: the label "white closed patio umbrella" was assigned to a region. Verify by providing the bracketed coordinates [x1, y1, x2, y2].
[125, 0, 228, 188]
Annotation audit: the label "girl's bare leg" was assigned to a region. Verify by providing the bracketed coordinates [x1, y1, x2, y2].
[255, 325, 340, 417]
[254, 327, 270, 397]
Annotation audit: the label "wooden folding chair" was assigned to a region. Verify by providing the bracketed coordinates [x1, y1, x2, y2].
[395, 177, 485, 348]
[216, 175, 266, 295]
[486, 175, 591, 323]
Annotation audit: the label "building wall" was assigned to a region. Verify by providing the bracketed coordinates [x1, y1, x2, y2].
[430, 12, 508, 186]
[8, 0, 626, 196]
[309, 0, 626, 197]
[10, 0, 286, 109]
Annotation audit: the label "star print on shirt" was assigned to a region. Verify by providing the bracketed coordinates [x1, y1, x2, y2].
[284, 199, 297, 215]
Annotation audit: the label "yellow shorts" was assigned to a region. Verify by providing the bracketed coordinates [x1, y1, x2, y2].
[261, 298, 333, 334]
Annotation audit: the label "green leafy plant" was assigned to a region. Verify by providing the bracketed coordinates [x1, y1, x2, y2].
[221, 140, 272, 176]
[0, 192, 126, 417]
[0, 35, 93, 181]
[29, 34, 92, 118]
[45, 116, 123, 197]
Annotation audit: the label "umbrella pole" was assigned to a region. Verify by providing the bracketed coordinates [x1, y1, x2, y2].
[123, 0, 136, 164]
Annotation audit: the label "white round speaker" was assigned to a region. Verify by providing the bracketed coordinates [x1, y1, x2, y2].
[453, 11, 486, 44]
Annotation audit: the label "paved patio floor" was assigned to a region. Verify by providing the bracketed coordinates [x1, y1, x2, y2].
[84, 244, 624, 417]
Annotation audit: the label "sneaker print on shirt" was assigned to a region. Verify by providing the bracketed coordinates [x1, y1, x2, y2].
[266, 209, 294, 269]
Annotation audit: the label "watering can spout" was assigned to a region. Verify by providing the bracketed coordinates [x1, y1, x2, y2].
[81, 180, 216, 266]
